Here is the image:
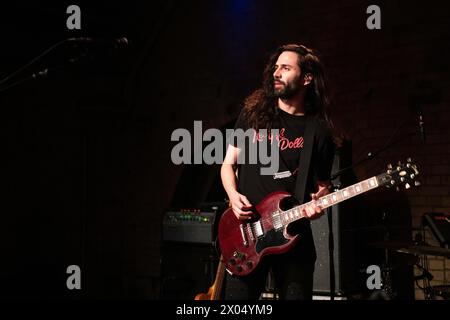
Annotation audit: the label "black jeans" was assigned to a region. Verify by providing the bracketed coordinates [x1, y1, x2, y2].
[224, 254, 315, 300]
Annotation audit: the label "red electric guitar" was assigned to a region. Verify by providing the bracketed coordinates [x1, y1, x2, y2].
[218, 158, 420, 276]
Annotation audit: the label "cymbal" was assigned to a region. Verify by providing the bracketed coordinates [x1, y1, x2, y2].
[396, 246, 450, 258]
[368, 241, 415, 249]
[389, 251, 420, 266]
[344, 226, 422, 234]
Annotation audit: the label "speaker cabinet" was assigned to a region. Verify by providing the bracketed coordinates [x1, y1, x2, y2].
[160, 242, 218, 299]
[311, 142, 362, 296]
[311, 200, 359, 295]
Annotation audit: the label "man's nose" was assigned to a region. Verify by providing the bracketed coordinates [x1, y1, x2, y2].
[273, 69, 281, 79]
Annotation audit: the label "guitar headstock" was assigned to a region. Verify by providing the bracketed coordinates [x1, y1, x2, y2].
[377, 158, 420, 191]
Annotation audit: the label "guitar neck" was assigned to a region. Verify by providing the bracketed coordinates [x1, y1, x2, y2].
[278, 175, 386, 226]
[211, 256, 226, 300]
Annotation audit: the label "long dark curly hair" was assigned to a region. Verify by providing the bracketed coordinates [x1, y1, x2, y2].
[243, 44, 331, 130]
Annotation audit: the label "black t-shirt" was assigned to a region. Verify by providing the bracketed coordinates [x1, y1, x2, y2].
[232, 108, 335, 205]
[228, 107, 335, 263]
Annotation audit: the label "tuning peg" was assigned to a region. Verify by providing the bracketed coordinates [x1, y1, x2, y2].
[387, 163, 393, 174]
[407, 157, 412, 162]
[396, 186, 400, 192]
[410, 173, 415, 179]
[400, 177, 405, 182]
[405, 183, 411, 189]
[414, 181, 421, 187]
[391, 180, 396, 185]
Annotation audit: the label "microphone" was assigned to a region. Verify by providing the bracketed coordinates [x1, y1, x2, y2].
[418, 108, 426, 143]
[66, 37, 129, 49]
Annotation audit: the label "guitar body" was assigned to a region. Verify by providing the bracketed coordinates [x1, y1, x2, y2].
[218, 191, 300, 276]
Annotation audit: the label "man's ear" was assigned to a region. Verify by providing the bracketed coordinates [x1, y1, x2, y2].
[303, 73, 313, 86]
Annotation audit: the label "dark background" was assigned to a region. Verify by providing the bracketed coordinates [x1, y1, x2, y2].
[1, 1, 449, 299]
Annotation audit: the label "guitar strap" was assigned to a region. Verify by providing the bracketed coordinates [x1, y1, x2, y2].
[294, 115, 317, 203]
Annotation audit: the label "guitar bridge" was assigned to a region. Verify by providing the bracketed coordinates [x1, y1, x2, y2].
[239, 224, 248, 247]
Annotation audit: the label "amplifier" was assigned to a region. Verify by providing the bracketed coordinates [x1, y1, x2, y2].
[163, 209, 216, 244]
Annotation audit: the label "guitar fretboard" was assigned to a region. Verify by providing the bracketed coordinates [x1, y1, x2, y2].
[273, 176, 380, 228]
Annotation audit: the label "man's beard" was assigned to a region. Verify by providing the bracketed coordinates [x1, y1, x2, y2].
[273, 80, 300, 99]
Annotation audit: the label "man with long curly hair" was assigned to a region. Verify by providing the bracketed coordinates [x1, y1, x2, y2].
[221, 44, 336, 300]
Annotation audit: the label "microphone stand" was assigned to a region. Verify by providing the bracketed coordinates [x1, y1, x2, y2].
[0, 39, 91, 93]
[326, 189, 337, 300]
[331, 111, 423, 182]
[0, 68, 50, 93]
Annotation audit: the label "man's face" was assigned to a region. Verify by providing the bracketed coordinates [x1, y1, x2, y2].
[272, 51, 302, 99]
